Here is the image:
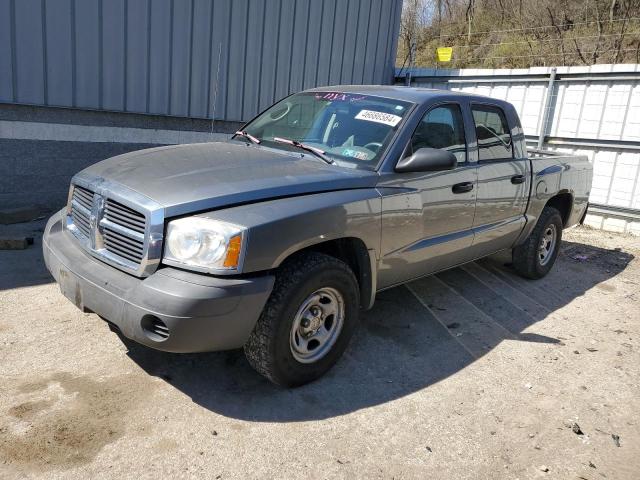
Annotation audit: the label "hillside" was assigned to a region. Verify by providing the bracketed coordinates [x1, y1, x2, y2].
[397, 0, 640, 69]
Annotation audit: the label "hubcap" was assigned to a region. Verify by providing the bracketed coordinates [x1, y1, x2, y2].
[290, 287, 345, 364]
[538, 223, 557, 266]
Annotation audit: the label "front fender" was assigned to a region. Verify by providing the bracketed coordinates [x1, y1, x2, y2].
[194, 189, 382, 274]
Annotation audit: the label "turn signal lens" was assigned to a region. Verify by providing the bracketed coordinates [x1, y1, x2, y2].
[223, 234, 242, 268]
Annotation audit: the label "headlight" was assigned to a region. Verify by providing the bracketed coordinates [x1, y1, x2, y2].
[163, 217, 246, 273]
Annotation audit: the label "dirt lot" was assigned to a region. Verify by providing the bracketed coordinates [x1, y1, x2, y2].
[0, 224, 639, 479]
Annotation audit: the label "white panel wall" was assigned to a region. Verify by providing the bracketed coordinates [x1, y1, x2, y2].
[625, 84, 640, 141]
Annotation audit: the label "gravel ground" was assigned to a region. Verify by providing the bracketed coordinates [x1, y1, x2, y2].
[0, 223, 638, 479]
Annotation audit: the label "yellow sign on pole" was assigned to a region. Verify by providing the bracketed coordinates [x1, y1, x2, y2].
[436, 47, 453, 62]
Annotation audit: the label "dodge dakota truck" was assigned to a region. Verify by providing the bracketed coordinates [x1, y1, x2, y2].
[43, 86, 592, 386]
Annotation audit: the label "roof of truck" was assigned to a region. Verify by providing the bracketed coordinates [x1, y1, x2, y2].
[305, 85, 505, 105]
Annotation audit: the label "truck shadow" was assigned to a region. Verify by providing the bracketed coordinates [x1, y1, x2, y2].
[120, 239, 634, 422]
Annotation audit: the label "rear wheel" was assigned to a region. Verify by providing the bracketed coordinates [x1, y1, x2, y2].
[244, 252, 359, 387]
[513, 205, 563, 279]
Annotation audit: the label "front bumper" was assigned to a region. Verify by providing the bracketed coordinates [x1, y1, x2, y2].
[43, 209, 275, 353]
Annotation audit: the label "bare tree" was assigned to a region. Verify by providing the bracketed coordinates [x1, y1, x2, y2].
[613, 0, 632, 62]
[466, 0, 475, 42]
[548, 7, 568, 65]
[399, 0, 431, 74]
[398, 0, 640, 68]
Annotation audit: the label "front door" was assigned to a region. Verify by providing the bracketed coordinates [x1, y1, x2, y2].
[470, 104, 529, 254]
[377, 103, 478, 289]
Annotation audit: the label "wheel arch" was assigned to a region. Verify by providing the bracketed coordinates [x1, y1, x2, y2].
[277, 237, 377, 310]
[545, 190, 574, 227]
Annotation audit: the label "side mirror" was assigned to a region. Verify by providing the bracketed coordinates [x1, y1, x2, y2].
[395, 147, 458, 173]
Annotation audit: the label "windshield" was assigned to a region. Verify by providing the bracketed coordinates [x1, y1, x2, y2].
[237, 92, 413, 169]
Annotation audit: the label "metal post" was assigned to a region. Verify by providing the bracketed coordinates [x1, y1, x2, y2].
[537, 67, 557, 150]
[405, 39, 416, 86]
[210, 43, 223, 139]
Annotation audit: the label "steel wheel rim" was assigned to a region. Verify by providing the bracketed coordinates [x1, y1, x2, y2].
[290, 287, 345, 364]
[538, 223, 557, 266]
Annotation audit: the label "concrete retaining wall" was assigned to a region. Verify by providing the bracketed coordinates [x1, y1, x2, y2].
[0, 105, 238, 212]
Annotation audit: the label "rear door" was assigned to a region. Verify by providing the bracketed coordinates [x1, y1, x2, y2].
[377, 103, 478, 289]
[470, 103, 529, 254]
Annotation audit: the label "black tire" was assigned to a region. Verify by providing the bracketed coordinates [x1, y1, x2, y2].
[513, 205, 563, 279]
[243, 252, 360, 387]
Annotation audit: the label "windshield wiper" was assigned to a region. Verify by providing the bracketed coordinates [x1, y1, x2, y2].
[233, 130, 261, 145]
[273, 137, 334, 165]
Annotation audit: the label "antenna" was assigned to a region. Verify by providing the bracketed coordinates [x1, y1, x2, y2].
[210, 42, 223, 139]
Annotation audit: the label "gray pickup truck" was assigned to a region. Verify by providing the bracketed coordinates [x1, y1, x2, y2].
[43, 86, 592, 386]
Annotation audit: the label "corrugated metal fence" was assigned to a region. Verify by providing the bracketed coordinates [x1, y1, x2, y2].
[0, 0, 402, 122]
[399, 65, 640, 233]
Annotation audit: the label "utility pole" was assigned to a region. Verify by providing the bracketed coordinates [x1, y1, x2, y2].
[405, 39, 416, 86]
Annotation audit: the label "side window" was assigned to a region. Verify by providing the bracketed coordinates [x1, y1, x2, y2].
[471, 105, 513, 161]
[410, 104, 467, 163]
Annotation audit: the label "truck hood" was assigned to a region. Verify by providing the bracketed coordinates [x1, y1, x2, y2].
[80, 142, 379, 216]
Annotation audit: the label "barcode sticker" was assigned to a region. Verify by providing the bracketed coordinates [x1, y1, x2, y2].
[355, 109, 402, 127]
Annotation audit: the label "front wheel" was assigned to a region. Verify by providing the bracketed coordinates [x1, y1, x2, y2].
[244, 252, 360, 387]
[512, 205, 563, 279]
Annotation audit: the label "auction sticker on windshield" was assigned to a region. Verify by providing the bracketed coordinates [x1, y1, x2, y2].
[355, 109, 402, 127]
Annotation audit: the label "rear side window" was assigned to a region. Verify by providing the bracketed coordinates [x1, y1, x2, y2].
[410, 104, 467, 163]
[472, 105, 513, 161]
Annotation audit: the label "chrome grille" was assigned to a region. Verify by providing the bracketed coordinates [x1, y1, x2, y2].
[105, 199, 146, 234]
[70, 186, 94, 239]
[71, 208, 92, 238]
[103, 225, 145, 263]
[101, 198, 146, 263]
[73, 185, 94, 210]
[67, 183, 153, 274]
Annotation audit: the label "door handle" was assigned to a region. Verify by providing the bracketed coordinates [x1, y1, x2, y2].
[452, 182, 474, 194]
[511, 174, 526, 184]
